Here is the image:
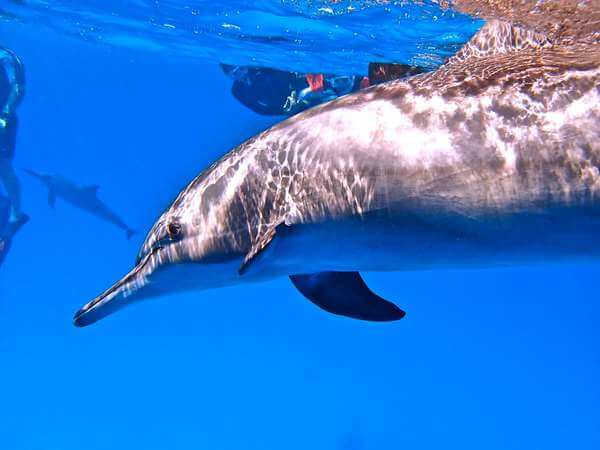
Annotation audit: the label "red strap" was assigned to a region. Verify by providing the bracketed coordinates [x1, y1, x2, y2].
[306, 73, 324, 92]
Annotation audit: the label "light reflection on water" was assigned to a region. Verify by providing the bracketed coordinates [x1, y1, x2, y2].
[1, 0, 482, 73]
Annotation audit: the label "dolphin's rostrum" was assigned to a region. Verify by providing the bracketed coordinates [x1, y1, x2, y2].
[74, 0, 600, 327]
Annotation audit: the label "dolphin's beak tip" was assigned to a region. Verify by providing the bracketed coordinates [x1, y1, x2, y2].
[74, 256, 152, 328]
[72, 310, 88, 328]
[73, 305, 97, 328]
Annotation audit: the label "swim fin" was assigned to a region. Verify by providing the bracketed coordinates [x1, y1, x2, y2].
[368, 62, 423, 85]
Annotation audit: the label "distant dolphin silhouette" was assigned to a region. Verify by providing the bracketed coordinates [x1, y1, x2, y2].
[24, 169, 135, 239]
[74, 0, 599, 327]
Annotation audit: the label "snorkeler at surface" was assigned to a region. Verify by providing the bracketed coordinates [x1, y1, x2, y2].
[221, 62, 423, 117]
[0, 46, 27, 230]
[221, 63, 365, 116]
[0, 195, 19, 268]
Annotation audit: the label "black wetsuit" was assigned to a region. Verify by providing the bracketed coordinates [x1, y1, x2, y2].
[0, 47, 24, 161]
[221, 64, 307, 116]
[0, 195, 11, 266]
[222, 63, 423, 117]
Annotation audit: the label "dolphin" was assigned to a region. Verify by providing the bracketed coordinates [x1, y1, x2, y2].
[74, 0, 600, 327]
[24, 169, 136, 239]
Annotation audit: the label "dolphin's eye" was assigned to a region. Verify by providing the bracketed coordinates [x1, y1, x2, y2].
[167, 222, 182, 240]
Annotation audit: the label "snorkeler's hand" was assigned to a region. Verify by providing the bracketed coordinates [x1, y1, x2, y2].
[283, 90, 298, 113]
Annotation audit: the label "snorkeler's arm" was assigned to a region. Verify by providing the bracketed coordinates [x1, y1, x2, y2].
[0, 48, 25, 117]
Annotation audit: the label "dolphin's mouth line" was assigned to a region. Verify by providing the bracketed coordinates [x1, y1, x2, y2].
[73, 246, 161, 326]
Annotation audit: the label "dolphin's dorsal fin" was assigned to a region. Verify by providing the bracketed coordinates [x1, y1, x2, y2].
[450, 0, 599, 45]
[416, 2, 599, 91]
[290, 272, 405, 322]
[447, 19, 551, 64]
[83, 185, 100, 196]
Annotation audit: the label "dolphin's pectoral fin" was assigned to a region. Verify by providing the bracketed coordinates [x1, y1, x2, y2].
[239, 221, 288, 275]
[47, 190, 56, 208]
[290, 272, 405, 322]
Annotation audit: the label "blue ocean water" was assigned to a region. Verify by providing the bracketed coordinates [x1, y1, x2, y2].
[1, 2, 599, 449]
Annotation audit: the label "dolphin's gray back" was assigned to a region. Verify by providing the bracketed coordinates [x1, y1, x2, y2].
[155, 10, 599, 264]
[246, 20, 600, 225]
